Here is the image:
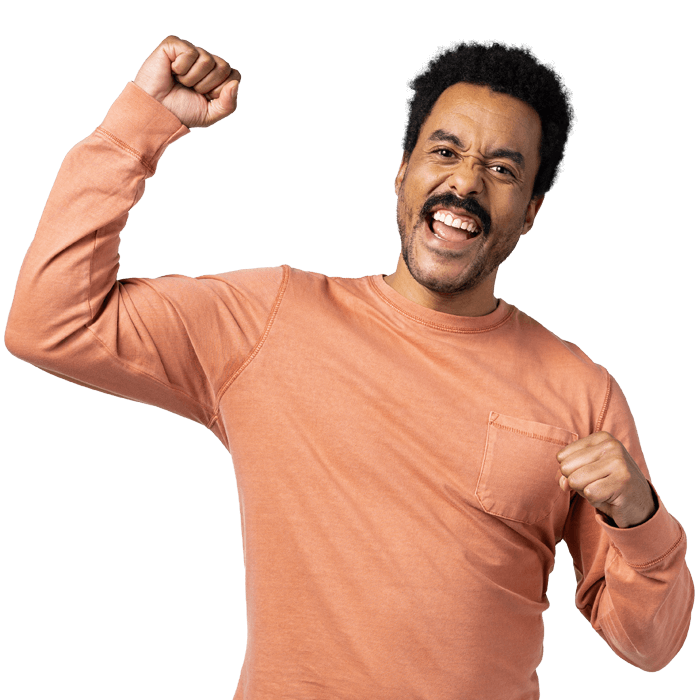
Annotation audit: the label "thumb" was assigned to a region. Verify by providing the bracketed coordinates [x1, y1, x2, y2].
[223, 79, 240, 111]
[205, 78, 240, 126]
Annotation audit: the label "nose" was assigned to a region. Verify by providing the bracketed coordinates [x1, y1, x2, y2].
[447, 157, 484, 197]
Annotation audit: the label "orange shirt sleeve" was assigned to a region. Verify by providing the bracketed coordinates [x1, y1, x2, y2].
[562, 373, 694, 671]
[5, 83, 284, 449]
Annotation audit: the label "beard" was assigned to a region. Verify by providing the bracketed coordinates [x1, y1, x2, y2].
[397, 190, 525, 296]
[397, 191, 493, 295]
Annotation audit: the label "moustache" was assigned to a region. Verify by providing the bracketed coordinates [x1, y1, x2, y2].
[419, 193, 492, 237]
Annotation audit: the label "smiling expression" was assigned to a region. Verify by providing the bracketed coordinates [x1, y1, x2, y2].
[391, 82, 545, 314]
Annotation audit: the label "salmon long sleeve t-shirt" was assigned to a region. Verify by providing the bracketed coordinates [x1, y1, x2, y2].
[5, 83, 694, 700]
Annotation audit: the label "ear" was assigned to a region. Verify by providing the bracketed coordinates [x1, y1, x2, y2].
[522, 195, 545, 235]
[395, 153, 409, 195]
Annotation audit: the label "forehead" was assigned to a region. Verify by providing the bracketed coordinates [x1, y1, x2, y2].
[419, 82, 542, 162]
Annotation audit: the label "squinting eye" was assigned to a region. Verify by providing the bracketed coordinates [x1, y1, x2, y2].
[491, 164, 514, 176]
[435, 148, 455, 158]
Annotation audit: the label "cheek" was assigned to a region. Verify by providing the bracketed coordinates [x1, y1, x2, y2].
[491, 192, 530, 227]
[397, 182, 418, 222]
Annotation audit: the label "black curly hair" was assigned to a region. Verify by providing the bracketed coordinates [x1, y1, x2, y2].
[403, 42, 574, 199]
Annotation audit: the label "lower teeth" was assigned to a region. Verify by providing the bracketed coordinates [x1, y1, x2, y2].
[429, 219, 474, 241]
[433, 226, 467, 241]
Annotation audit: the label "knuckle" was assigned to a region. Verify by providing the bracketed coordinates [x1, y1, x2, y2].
[610, 447, 626, 464]
[601, 436, 623, 459]
[167, 36, 194, 52]
[582, 484, 599, 502]
[213, 63, 231, 78]
[218, 63, 233, 78]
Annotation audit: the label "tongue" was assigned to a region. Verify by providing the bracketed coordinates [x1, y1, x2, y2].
[433, 219, 469, 242]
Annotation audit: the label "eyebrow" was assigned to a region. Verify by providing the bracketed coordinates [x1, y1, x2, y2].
[427, 129, 525, 167]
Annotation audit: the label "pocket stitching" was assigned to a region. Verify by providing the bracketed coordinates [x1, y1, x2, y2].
[476, 413, 577, 525]
[491, 422, 571, 447]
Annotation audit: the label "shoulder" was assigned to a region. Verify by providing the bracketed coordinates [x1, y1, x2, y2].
[202, 265, 288, 294]
[505, 306, 612, 413]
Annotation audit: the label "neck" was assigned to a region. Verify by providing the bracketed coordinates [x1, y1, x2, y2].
[384, 264, 498, 316]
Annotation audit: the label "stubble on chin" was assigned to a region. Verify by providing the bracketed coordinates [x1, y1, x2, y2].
[397, 209, 491, 296]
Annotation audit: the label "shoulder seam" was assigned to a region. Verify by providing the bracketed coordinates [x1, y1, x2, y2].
[595, 370, 613, 432]
[208, 265, 290, 424]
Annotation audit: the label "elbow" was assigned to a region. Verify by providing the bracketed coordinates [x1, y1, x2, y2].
[636, 656, 671, 674]
[5, 311, 72, 369]
[5, 304, 43, 363]
[5, 317, 33, 363]
[5, 323, 46, 368]
[634, 650, 680, 673]
[615, 616, 692, 673]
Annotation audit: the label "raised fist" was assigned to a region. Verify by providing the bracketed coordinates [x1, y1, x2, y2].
[134, 35, 240, 128]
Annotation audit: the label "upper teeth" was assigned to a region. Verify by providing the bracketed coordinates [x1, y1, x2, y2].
[433, 210, 479, 233]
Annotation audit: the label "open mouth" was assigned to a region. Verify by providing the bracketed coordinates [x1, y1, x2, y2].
[428, 209, 482, 243]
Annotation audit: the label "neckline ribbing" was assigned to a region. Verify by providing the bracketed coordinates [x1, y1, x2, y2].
[369, 274, 514, 334]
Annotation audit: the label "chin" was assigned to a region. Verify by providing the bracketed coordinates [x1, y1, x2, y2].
[402, 242, 489, 297]
[410, 267, 484, 296]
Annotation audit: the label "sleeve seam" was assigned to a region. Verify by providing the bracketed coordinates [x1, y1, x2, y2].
[612, 528, 686, 569]
[209, 265, 290, 422]
[95, 126, 155, 174]
[83, 326, 218, 425]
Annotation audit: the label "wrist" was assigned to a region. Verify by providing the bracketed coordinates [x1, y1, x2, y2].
[611, 484, 659, 528]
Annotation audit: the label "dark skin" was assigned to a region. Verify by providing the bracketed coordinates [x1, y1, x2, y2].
[385, 83, 656, 528]
[557, 433, 657, 529]
[134, 35, 240, 127]
[385, 82, 543, 317]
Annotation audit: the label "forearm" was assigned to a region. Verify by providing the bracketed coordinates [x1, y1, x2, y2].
[5, 82, 188, 370]
[569, 491, 694, 671]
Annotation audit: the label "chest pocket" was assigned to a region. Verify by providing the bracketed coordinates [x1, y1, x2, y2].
[476, 411, 579, 525]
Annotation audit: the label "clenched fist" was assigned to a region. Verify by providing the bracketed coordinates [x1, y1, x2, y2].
[557, 432, 657, 529]
[135, 35, 240, 128]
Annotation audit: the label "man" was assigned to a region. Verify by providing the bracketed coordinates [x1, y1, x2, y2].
[5, 36, 693, 699]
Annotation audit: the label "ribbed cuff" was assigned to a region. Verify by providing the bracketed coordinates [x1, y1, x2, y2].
[596, 485, 685, 568]
[98, 82, 189, 172]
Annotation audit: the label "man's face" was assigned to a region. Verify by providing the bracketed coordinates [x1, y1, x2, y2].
[395, 82, 544, 298]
